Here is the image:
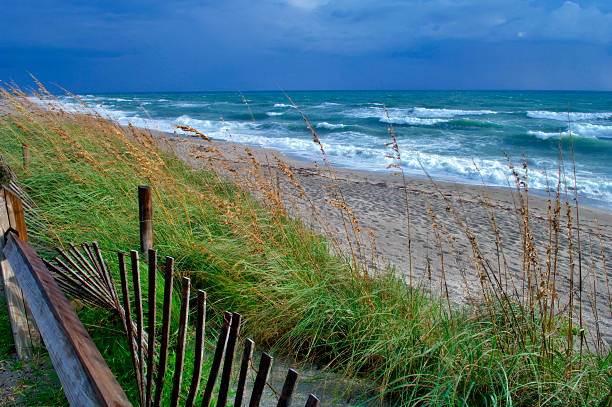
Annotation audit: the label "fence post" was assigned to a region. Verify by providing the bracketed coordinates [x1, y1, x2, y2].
[0, 186, 40, 359]
[138, 185, 153, 253]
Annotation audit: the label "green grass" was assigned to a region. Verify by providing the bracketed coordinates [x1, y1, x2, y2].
[0, 88, 610, 406]
[0, 293, 14, 360]
[0, 293, 67, 405]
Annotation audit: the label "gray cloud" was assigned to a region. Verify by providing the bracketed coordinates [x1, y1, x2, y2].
[1, 0, 611, 90]
[170, 0, 612, 59]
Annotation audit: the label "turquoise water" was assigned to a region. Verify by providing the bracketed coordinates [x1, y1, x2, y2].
[56, 91, 612, 208]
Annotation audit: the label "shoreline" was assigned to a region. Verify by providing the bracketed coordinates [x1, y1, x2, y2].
[166, 131, 612, 220]
[153, 130, 612, 344]
[277, 148, 612, 213]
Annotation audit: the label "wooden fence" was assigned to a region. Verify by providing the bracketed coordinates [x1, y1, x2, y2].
[0, 186, 40, 359]
[0, 183, 322, 406]
[0, 185, 131, 406]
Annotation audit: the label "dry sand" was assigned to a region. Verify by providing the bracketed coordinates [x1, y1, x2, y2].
[162, 131, 612, 347]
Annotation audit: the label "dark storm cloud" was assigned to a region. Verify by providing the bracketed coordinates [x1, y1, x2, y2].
[1, 0, 610, 91]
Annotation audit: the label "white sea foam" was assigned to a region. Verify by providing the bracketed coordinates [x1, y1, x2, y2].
[312, 102, 341, 108]
[528, 130, 568, 140]
[346, 107, 448, 125]
[393, 113, 446, 125]
[346, 106, 495, 125]
[388, 116, 448, 125]
[412, 107, 497, 118]
[527, 111, 612, 121]
[173, 102, 211, 108]
[316, 122, 346, 129]
[273, 103, 293, 108]
[528, 123, 612, 140]
[175, 115, 258, 132]
[393, 150, 611, 203]
[266, 111, 285, 116]
[573, 123, 612, 138]
[79, 96, 130, 102]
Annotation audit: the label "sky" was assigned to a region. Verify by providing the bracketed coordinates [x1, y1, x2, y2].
[1, 0, 612, 92]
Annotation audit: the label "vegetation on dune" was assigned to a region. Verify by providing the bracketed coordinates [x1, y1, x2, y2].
[0, 84, 610, 406]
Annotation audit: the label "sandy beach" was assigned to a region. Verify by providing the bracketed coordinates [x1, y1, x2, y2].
[151, 130, 612, 347]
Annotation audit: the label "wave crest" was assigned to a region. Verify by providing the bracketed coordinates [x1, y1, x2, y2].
[527, 111, 612, 121]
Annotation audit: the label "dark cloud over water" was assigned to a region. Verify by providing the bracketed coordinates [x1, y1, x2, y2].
[1, 0, 611, 91]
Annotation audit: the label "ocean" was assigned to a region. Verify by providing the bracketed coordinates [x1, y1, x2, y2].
[53, 91, 612, 209]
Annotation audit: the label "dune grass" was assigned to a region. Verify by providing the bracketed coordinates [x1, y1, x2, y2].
[0, 85, 610, 406]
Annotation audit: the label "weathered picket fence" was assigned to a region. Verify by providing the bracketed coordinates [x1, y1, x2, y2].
[46, 245, 321, 407]
[0, 180, 322, 406]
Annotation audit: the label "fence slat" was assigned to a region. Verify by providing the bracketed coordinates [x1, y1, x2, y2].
[153, 256, 174, 407]
[304, 394, 320, 407]
[130, 249, 146, 403]
[217, 312, 242, 407]
[234, 338, 254, 407]
[145, 248, 157, 407]
[44, 258, 109, 310]
[66, 243, 112, 301]
[3, 232, 130, 406]
[201, 311, 232, 407]
[169, 276, 190, 407]
[277, 368, 299, 407]
[249, 352, 273, 407]
[53, 249, 111, 305]
[118, 251, 143, 405]
[185, 290, 206, 407]
[92, 242, 120, 307]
